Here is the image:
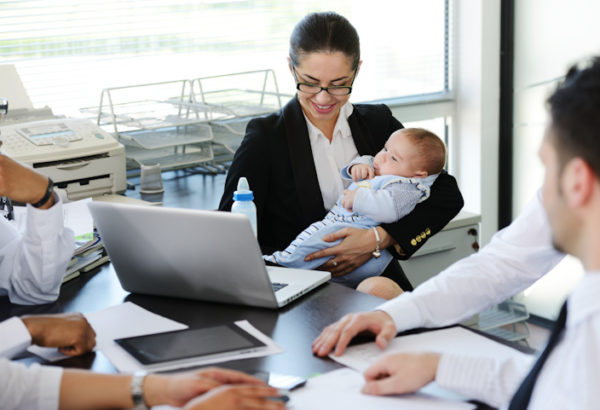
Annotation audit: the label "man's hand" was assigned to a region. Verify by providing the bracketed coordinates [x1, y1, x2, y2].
[350, 164, 374, 182]
[362, 353, 441, 396]
[21, 313, 96, 356]
[312, 310, 397, 357]
[144, 368, 285, 410]
[341, 189, 358, 211]
[0, 154, 54, 208]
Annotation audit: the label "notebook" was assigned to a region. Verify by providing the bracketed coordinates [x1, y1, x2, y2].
[88, 201, 331, 308]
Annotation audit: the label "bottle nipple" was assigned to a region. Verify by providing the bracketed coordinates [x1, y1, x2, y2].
[237, 177, 250, 192]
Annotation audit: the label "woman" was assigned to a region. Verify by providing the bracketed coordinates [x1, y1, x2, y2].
[219, 12, 463, 291]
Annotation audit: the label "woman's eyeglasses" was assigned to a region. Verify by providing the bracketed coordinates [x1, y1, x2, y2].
[292, 67, 355, 96]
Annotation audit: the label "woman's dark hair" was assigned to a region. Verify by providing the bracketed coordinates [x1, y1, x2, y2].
[289, 12, 360, 70]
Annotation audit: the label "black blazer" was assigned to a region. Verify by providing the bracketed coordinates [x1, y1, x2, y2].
[219, 96, 464, 261]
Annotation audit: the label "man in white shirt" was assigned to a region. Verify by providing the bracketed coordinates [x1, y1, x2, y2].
[1, 313, 285, 409]
[313, 57, 600, 409]
[0, 153, 74, 304]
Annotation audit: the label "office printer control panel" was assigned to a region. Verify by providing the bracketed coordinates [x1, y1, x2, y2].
[0, 118, 121, 163]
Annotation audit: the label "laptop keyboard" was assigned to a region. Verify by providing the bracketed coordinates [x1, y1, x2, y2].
[271, 282, 288, 292]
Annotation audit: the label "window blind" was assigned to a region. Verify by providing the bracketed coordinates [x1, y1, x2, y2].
[0, 0, 450, 116]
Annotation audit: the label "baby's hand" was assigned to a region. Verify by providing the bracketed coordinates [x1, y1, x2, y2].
[350, 164, 374, 182]
[341, 189, 358, 211]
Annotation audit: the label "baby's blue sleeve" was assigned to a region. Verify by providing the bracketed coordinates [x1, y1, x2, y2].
[340, 155, 375, 180]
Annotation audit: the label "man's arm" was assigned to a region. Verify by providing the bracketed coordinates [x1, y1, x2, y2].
[313, 190, 565, 356]
[0, 361, 283, 410]
[0, 313, 96, 359]
[0, 155, 75, 304]
[378, 190, 563, 332]
[0, 317, 33, 359]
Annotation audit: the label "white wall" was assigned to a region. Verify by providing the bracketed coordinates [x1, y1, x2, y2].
[511, 0, 600, 319]
[391, 0, 502, 245]
[454, 0, 501, 245]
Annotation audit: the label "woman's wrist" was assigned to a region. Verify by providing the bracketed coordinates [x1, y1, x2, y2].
[142, 374, 168, 407]
[376, 226, 394, 249]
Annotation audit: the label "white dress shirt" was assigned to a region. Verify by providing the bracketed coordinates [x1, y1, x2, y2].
[378, 189, 565, 331]
[435, 273, 600, 409]
[0, 317, 63, 410]
[0, 194, 74, 304]
[304, 102, 359, 211]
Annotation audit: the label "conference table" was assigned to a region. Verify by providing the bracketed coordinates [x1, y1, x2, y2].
[1, 169, 388, 374]
[0, 170, 528, 410]
[0, 261, 385, 377]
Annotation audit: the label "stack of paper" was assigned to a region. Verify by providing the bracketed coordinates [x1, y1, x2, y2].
[62, 198, 109, 282]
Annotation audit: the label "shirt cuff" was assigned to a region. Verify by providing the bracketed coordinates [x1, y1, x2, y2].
[0, 317, 32, 359]
[25, 192, 64, 240]
[376, 292, 424, 332]
[436, 353, 504, 408]
[36, 364, 63, 410]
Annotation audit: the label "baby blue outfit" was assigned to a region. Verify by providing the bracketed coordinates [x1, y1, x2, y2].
[264, 156, 439, 288]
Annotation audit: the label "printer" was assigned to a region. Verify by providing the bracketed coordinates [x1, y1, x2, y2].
[0, 65, 126, 200]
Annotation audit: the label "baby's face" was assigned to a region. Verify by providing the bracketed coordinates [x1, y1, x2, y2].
[373, 131, 426, 178]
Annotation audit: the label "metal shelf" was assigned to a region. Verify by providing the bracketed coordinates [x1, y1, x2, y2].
[124, 143, 213, 169]
[84, 70, 290, 173]
[468, 301, 530, 343]
[121, 124, 213, 150]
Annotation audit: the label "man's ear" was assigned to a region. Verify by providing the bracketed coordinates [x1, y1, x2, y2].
[356, 60, 363, 75]
[287, 57, 293, 74]
[563, 157, 594, 208]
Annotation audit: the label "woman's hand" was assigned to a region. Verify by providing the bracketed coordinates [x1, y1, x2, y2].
[144, 367, 267, 408]
[182, 385, 285, 410]
[305, 227, 391, 277]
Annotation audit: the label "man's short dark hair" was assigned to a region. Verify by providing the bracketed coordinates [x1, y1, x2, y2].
[548, 56, 600, 175]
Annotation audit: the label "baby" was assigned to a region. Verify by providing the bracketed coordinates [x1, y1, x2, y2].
[264, 128, 447, 288]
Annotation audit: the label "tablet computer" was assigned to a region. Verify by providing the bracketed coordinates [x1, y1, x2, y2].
[115, 324, 267, 370]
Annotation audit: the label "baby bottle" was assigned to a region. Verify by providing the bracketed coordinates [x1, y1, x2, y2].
[231, 177, 257, 237]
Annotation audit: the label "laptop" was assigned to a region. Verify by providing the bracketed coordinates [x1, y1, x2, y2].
[87, 201, 330, 308]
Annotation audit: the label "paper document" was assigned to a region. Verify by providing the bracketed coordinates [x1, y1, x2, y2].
[28, 302, 187, 362]
[324, 326, 531, 408]
[288, 368, 474, 410]
[330, 326, 530, 372]
[63, 197, 94, 238]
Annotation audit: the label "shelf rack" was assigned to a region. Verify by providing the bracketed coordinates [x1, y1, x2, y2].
[469, 301, 530, 343]
[190, 69, 291, 158]
[83, 70, 291, 172]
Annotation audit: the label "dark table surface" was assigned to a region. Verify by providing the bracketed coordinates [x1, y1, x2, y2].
[1, 263, 385, 377]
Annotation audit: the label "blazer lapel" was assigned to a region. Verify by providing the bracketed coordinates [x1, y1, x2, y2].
[282, 96, 327, 225]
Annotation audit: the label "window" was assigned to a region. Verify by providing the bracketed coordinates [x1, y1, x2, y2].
[1, 0, 451, 116]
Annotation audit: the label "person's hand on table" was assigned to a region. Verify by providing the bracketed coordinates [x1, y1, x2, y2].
[305, 227, 392, 277]
[182, 384, 286, 410]
[21, 312, 96, 356]
[362, 353, 441, 396]
[145, 367, 284, 409]
[0, 154, 54, 208]
[312, 310, 397, 357]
